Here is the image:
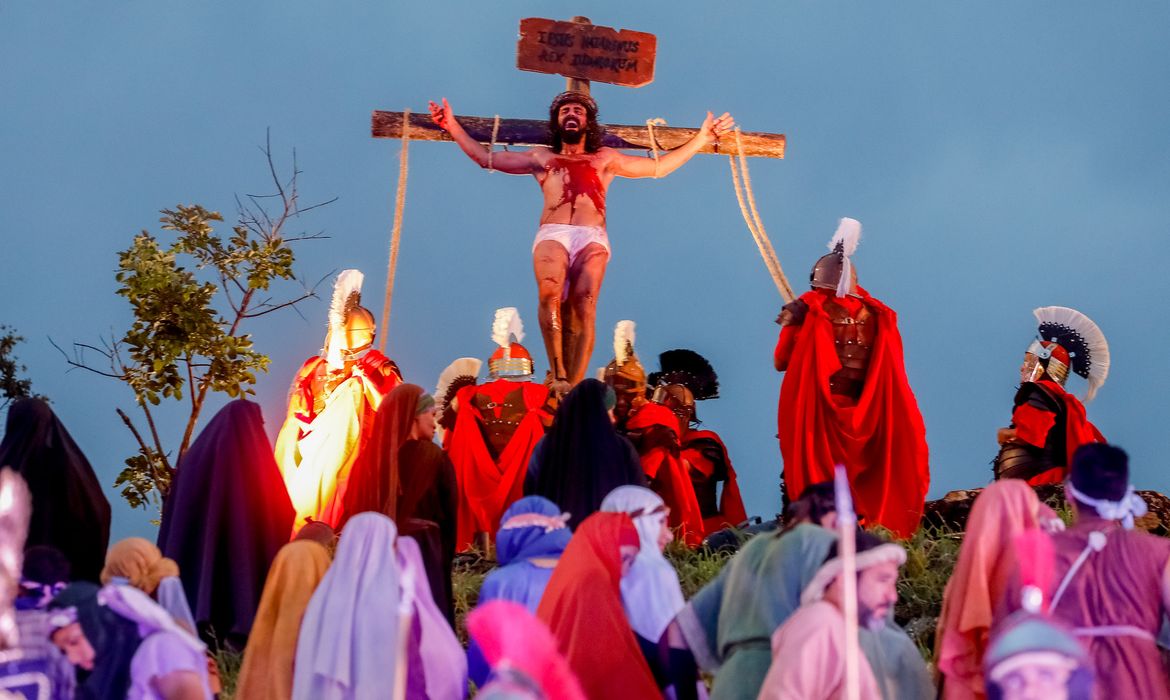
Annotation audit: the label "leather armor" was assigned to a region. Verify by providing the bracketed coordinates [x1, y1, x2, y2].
[826, 300, 874, 400]
[471, 386, 532, 460]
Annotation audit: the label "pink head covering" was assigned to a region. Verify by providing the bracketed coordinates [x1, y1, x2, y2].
[469, 600, 585, 700]
[935, 480, 1048, 698]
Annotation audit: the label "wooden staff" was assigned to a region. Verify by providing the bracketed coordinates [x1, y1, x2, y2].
[834, 465, 860, 700]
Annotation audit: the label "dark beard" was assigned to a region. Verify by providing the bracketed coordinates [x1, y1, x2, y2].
[556, 123, 585, 145]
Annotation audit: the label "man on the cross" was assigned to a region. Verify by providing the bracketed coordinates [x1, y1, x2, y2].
[429, 92, 735, 394]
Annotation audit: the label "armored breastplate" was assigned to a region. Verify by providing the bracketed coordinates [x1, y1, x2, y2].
[826, 300, 874, 399]
[471, 387, 530, 460]
[993, 383, 1066, 481]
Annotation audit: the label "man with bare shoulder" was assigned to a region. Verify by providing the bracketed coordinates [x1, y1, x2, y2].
[429, 92, 734, 394]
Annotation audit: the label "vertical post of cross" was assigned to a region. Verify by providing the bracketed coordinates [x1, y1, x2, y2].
[566, 16, 592, 95]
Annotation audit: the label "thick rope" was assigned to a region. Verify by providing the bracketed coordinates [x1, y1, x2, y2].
[486, 114, 500, 173]
[379, 108, 410, 353]
[645, 117, 667, 178]
[728, 127, 795, 302]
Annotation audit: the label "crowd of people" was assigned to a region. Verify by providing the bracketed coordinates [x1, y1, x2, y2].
[0, 88, 1155, 699]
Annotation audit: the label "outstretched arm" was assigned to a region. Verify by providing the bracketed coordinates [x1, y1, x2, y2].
[608, 111, 735, 179]
[428, 98, 539, 175]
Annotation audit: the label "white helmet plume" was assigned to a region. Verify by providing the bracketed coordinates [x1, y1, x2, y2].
[828, 217, 862, 298]
[492, 307, 524, 348]
[324, 269, 364, 368]
[614, 320, 636, 365]
[1032, 306, 1110, 402]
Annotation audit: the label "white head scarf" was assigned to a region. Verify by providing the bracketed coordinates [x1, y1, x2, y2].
[98, 584, 205, 655]
[293, 512, 401, 700]
[600, 485, 686, 642]
[395, 536, 467, 700]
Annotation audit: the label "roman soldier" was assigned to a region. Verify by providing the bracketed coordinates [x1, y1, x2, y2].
[774, 218, 928, 538]
[274, 269, 402, 531]
[626, 349, 746, 546]
[434, 357, 482, 450]
[599, 320, 648, 432]
[445, 308, 552, 550]
[993, 306, 1109, 484]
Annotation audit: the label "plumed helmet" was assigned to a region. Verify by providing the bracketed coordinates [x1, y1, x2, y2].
[810, 218, 862, 297]
[488, 307, 534, 379]
[1025, 306, 1110, 401]
[602, 321, 646, 393]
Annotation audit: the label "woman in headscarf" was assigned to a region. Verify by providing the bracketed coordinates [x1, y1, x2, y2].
[341, 383, 458, 621]
[467, 496, 572, 686]
[525, 379, 645, 529]
[49, 582, 213, 699]
[935, 479, 1058, 700]
[537, 511, 660, 700]
[236, 540, 332, 700]
[600, 485, 698, 700]
[0, 398, 111, 582]
[157, 399, 295, 649]
[468, 600, 585, 700]
[101, 538, 196, 633]
[293, 512, 466, 700]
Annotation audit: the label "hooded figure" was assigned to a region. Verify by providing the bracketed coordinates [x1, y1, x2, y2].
[341, 383, 458, 619]
[525, 379, 644, 529]
[468, 496, 574, 686]
[293, 512, 465, 700]
[48, 583, 212, 699]
[935, 481, 1054, 700]
[537, 512, 660, 700]
[0, 398, 111, 582]
[157, 400, 295, 646]
[237, 540, 332, 700]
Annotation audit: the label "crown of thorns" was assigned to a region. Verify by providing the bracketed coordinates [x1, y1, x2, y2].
[550, 91, 598, 116]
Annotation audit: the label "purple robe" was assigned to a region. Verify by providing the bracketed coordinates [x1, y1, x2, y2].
[1047, 517, 1170, 699]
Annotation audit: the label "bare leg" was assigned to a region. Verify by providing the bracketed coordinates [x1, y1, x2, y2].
[563, 243, 609, 385]
[533, 241, 570, 388]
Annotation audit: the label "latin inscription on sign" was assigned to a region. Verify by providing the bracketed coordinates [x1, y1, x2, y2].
[516, 17, 657, 88]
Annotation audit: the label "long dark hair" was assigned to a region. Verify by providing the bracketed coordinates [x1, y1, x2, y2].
[548, 96, 604, 154]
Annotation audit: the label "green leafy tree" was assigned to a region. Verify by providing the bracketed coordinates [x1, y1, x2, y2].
[0, 327, 47, 413]
[58, 141, 331, 510]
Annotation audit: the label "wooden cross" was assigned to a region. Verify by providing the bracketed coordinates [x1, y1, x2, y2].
[370, 16, 786, 159]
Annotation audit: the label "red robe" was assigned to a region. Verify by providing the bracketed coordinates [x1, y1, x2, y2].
[1010, 379, 1105, 486]
[682, 429, 749, 536]
[447, 380, 549, 551]
[775, 287, 929, 538]
[625, 404, 706, 547]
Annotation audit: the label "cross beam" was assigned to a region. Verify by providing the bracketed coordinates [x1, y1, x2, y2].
[371, 111, 786, 159]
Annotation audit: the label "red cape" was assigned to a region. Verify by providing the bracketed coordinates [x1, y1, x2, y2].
[625, 404, 706, 547]
[1012, 379, 1105, 486]
[682, 429, 748, 536]
[776, 287, 929, 537]
[447, 380, 548, 551]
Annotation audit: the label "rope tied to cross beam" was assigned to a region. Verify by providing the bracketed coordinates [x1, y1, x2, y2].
[486, 114, 501, 173]
[379, 108, 411, 352]
[645, 117, 667, 179]
[728, 127, 795, 302]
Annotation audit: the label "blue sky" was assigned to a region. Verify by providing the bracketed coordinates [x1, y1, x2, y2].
[2, 2, 1168, 541]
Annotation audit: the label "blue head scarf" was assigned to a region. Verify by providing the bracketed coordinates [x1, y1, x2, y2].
[496, 497, 572, 566]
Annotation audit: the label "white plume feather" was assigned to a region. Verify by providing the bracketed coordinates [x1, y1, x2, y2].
[325, 269, 364, 368]
[1032, 306, 1110, 402]
[491, 307, 524, 348]
[595, 367, 608, 381]
[828, 218, 862, 297]
[434, 357, 482, 405]
[614, 320, 636, 365]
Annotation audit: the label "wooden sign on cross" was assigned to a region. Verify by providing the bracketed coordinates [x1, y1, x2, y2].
[371, 16, 786, 159]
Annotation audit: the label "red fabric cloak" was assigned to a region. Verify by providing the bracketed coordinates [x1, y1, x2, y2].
[682, 429, 749, 536]
[1011, 379, 1105, 486]
[447, 380, 548, 551]
[536, 512, 660, 700]
[775, 287, 929, 538]
[625, 403, 706, 547]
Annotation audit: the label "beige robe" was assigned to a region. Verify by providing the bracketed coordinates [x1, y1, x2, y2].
[757, 600, 882, 700]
